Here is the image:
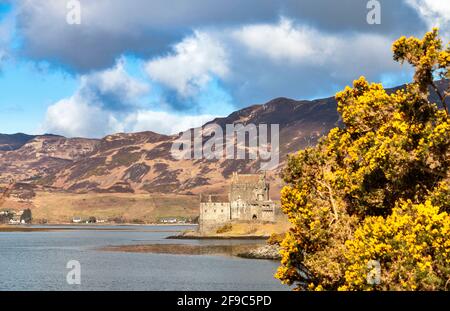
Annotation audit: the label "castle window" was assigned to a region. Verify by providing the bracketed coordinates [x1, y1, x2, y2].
[221, 210, 223, 213]
[252, 214, 257, 220]
[214, 210, 216, 213]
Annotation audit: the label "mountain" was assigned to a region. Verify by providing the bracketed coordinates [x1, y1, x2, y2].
[46, 95, 339, 195]
[0, 135, 99, 184]
[0, 96, 339, 195]
[0, 133, 37, 151]
[0, 80, 448, 195]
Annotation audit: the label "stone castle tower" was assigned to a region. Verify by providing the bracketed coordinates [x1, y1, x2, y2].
[199, 172, 276, 233]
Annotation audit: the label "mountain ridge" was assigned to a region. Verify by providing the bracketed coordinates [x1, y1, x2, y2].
[0, 80, 448, 195]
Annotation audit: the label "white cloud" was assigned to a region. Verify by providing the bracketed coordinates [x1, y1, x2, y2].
[125, 110, 216, 135]
[41, 59, 152, 137]
[221, 18, 400, 103]
[83, 60, 149, 100]
[79, 59, 150, 111]
[145, 31, 229, 97]
[232, 18, 394, 71]
[233, 18, 336, 64]
[13, 0, 424, 72]
[40, 17, 411, 138]
[143, 18, 400, 106]
[41, 58, 217, 137]
[330, 34, 396, 80]
[42, 98, 216, 138]
[405, 0, 450, 38]
[41, 96, 123, 138]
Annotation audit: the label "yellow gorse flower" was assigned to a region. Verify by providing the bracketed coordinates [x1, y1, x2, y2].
[277, 29, 450, 291]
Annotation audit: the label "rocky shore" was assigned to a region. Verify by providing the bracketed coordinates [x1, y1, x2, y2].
[167, 234, 268, 240]
[100, 242, 281, 260]
[100, 243, 262, 256]
[237, 244, 281, 260]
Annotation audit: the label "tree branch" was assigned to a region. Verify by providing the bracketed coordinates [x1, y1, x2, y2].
[431, 81, 449, 116]
[317, 178, 339, 221]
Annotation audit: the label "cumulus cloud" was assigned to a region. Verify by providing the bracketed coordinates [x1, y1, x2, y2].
[42, 98, 213, 138]
[41, 60, 150, 137]
[41, 59, 217, 137]
[220, 18, 402, 104]
[40, 13, 418, 138]
[232, 18, 335, 64]
[405, 0, 450, 38]
[12, 0, 273, 71]
[38, 15, 408, 138]
[79, 59, 150, 111]
[141, 17, 403, 106]
[232, 18, 395, 68]
[41, 96, 123, 138]
[125, 110, 216, 135]
[11, 0, 424, 72]
[8, 0, 438, 138]
[145, 31, 228, 97]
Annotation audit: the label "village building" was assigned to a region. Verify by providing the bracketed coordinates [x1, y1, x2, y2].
[199, 172, 276, 233]
[160, 217, 178, 224]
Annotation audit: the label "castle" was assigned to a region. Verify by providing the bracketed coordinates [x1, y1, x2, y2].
[199, 172, 276, 233]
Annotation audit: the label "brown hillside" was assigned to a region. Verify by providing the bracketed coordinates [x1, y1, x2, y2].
[1, 80, 447, 195]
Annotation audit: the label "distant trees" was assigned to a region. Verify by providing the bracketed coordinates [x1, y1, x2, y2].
[20, 209, 32, 224]
[276, 29, 450, 290]
[0, 211, 13, 224]
[0, 209, 32, 224]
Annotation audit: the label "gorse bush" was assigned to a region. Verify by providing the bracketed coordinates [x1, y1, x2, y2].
[267, 233, 285, 246]
[216, 223, 233, 234]
[342, 201, 450, 290]
[276, 29, 450, 291]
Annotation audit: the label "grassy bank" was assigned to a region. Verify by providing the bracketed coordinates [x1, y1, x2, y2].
[180, 217, 290, 239]
[2, 191, 199, 223]
[167, 235, 268, 240]
[100, 242, 281, 260]
[0, 225, 59, 232]
[100, 243, 264, 257]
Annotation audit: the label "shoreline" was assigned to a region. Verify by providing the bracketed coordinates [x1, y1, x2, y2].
[1, 224, 280, 259]
[30, 223, 198, 226]
[0, 223, 197, 232]
[167, 234, 269, 240]
[99, 242, 280, 260]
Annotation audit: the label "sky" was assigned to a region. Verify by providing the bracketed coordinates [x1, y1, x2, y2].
[0, 0, 449, 138]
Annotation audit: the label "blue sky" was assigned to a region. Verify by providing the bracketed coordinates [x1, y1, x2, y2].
[0, 0, 448, 137]
[0, 4, 10, 19]
[0, 61, 77, 134]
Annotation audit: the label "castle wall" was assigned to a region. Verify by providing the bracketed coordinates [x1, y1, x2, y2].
[260, 204, 276, 222]
[198, 173, 276, 234]
[230, 201, 276, 222]
[199, 202, 231, 233]
[229, 182, 269, 202]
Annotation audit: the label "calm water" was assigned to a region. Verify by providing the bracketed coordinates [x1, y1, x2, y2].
[0, 225, 288, 291]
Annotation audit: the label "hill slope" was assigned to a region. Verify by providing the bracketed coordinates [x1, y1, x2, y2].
[1, 80, 448, 195]
[0, 135, 99, 183]
[47, 96, 339, 195]
[0, 133, 36, 151]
